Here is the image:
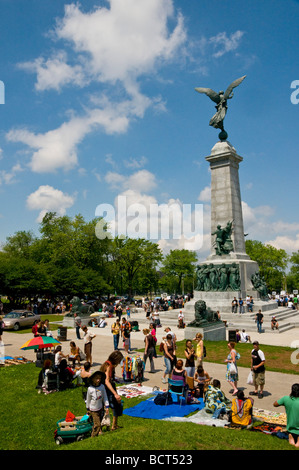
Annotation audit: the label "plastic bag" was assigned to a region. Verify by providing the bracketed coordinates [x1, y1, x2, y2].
[229, 362, 237, 374]
[247, 371, 254, 385]
[101, 414, 111, 427]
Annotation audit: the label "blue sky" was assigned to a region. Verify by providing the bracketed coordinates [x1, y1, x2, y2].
[0, 0, 298, 261]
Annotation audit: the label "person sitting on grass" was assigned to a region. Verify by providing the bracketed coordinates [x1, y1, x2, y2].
[274, 383, 299, 448]
[204, 379, 231, 418]
[194, 365, 211, 398]
[68, 341, 81, 367]
[229, 390, 254, 428]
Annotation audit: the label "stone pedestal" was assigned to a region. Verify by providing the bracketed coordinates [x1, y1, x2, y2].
[206, 140, 246, 257]
[184, 322, 226, 341]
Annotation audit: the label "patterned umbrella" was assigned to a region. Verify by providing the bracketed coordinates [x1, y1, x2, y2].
[20, 336, 61, 350]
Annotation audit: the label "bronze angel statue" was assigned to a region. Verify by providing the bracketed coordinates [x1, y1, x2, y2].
[195, 75, 246, 140]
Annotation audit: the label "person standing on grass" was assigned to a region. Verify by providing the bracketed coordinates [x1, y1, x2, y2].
[274, 383, 299, 448]
[100, 350, 124, 431]
[249, 341, 266, 399]
[86, 371, 110, 437]
[193, 332, 204, 368]
[162, 333, 176, 384]
[184, 340, 196, 378]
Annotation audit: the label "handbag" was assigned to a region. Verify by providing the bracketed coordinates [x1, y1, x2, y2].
[228, 362, 237, 374]
[79, 349, 86, 361]
[101, 413, 111, 427]
[247, 370, 254, 385]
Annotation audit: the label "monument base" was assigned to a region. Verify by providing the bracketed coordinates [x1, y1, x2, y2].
[184, 291, 277, 315]
[184, 322, 226, 342]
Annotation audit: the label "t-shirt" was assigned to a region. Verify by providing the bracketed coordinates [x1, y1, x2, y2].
[251, 349, 265, 372]
[277, 396, 299, 435]
[256, 312, 263, 322]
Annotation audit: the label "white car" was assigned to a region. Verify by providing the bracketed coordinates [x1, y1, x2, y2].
[3, 310, 41, 331]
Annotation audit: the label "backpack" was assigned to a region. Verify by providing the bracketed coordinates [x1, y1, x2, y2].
[154, 392, 173, 406]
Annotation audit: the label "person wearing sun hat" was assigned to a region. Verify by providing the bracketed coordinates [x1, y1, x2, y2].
[86, 371, 110, 437]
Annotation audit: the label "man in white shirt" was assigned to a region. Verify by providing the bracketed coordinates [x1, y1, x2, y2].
[240, 329, 251, 343]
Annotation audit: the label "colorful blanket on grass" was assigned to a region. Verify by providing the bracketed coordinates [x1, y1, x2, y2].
[123, 393, 204, 420]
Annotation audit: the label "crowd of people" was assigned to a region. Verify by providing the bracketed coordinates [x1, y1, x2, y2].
[9, 293, 297, 446]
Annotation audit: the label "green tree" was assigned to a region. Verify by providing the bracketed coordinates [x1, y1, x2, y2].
[160, 249, 197, 294]
[286, 251, 299, 292]
[110, 237, 163, 298]
[245, 240, 289, 291]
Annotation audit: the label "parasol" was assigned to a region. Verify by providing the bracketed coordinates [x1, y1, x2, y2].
[20, 335, 61, 350]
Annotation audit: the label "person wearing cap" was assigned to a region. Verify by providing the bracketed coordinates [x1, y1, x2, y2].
[250, 341, 266, 399]
[271, 316, 279, 330]
[86, 371, 110, 437]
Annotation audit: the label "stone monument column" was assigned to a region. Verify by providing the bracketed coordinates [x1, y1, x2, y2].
[206, 140, 248, 258]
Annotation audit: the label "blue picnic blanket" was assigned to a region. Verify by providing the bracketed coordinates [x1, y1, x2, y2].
[124, 393, 204, 420]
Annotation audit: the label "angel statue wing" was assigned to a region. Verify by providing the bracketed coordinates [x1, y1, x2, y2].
[194, 87, 220, 104]
[223, 75, 246, 100]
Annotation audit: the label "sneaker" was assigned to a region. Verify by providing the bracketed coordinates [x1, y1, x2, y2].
[161, 378, 167, 384]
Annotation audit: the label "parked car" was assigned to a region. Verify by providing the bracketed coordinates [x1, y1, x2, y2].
[3, 310, 41, 331]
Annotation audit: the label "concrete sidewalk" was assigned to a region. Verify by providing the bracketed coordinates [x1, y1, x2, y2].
[2, 312, 299, 413]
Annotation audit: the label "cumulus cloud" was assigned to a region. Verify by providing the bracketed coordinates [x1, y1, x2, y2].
[198, 185, 211, 202]
[26, 185, 75, 222]
[105, 169, 157, 193]
[53, 0, 186, 91]
[264, 235, 299, 253]
[19, 51, 86, 92]
[6, 104, 131, 173]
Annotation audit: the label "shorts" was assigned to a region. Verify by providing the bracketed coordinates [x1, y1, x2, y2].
[290, 433, 299, 444]
[253, 371, 265, 387]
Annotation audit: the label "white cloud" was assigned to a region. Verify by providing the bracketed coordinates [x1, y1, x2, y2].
[105, 169, 157, 193]
[124, 156, 148, 169]
[264, 235, 299, 253]
[19, 51, 86, 92]
[6, 103, 131, 173]
[210, 31, 244, 58]
[0, 163, 23, 185]
[53, 0, 186, 91]
[198, 185, 211, 202]
[26, 185, 75, 222]
[11, 1, 188, 174]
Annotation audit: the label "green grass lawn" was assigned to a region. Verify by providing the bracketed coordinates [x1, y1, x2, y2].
[0, 363, 294, 451]
[173, 340, 299, 375]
